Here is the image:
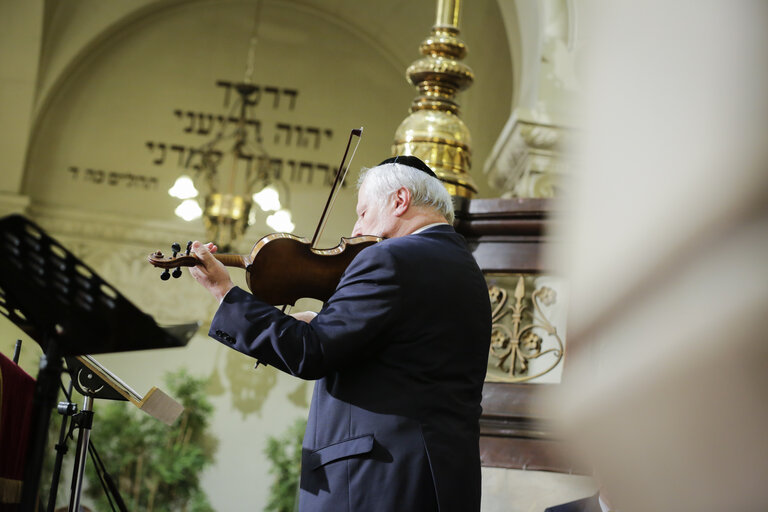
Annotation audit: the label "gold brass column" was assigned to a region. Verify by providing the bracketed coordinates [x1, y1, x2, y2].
[392, 0, 476, 197]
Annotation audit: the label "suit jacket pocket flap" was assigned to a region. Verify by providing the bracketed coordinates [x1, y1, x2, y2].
[310, 434, 374, 470]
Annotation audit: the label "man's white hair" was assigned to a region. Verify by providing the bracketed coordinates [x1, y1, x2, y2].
[358, 163, 455, 224]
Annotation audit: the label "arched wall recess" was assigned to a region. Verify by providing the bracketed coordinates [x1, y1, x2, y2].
[33, 0, 412, 116]
[25, 0, 512, 240]
[23, 0, 423, 247]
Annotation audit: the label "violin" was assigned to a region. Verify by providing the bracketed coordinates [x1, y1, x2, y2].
[148, 128, 381, 306]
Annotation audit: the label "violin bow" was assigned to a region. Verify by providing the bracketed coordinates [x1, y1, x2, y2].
[310, 127, 363, 248]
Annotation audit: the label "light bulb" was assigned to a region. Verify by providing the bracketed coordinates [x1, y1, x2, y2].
[252, 186, 281, 211]
[168, 175, 198, 199]
[175, 199, 203, 221]
[266, 209, 295, 232]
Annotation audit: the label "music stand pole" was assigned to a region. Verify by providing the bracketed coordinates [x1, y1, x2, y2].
[68, 394, 94, 512]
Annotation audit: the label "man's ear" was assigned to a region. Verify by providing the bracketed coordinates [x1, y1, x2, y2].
[392, 187, 411, 217]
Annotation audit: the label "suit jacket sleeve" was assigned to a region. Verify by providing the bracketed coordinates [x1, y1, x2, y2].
[208, 243, 401, 379]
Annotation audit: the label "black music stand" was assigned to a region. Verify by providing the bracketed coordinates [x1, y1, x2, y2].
[0, 214, 190, 510]
[62, 355, 188, 511]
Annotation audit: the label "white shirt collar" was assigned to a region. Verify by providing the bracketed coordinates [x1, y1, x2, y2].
[598, 495, 612, 512]
[410, 222, 449, 235]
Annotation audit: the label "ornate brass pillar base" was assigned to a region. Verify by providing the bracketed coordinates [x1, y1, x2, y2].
[391, 0, 477, 198]
[393, 109, 474, 198]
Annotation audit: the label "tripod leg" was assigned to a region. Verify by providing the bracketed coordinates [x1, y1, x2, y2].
[69, 395, 94, 512]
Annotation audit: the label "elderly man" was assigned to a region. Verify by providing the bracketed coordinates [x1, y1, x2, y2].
[189, 156, 491, 512]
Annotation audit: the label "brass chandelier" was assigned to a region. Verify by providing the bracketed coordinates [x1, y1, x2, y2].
[167, 0, 293, 251]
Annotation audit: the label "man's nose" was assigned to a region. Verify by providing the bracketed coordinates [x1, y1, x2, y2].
[351, 220, 361, 237]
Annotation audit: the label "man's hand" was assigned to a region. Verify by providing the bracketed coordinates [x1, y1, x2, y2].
[290, 311, 318, 324]
[188, 241, 235, 302]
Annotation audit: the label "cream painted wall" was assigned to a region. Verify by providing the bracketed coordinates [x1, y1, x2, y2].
[0, 0, 43, 194]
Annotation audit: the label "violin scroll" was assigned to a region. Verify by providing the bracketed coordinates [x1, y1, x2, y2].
[149, 242, 250, 281]
[148, 251, 200, 270]
[149, 242, 199, 281]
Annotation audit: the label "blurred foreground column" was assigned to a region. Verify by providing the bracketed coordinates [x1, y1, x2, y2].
[550, 2, 768, 512]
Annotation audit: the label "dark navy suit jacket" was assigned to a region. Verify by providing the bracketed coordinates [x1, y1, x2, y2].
[209, 225, 491, 512]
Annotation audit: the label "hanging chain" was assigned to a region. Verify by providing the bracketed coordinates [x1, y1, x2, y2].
[243, 0, 263, 84]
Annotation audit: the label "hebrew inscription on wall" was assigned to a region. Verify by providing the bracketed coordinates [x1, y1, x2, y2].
[65, 80, 342, 190]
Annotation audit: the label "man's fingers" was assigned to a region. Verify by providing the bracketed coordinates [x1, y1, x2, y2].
[187, 241, 234, 302]
[191, 241, 216, 268]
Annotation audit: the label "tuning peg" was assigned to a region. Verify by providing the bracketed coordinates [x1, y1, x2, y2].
[171, 242, 181, 257]
[172, 268, 182, 279]
[186, 241, 192, 255]
[160, 268, 171, 281]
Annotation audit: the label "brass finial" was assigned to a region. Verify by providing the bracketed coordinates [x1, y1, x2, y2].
[392, 0, 476, 197]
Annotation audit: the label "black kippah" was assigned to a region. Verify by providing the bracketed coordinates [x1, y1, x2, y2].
[377, 155, 438, 179]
